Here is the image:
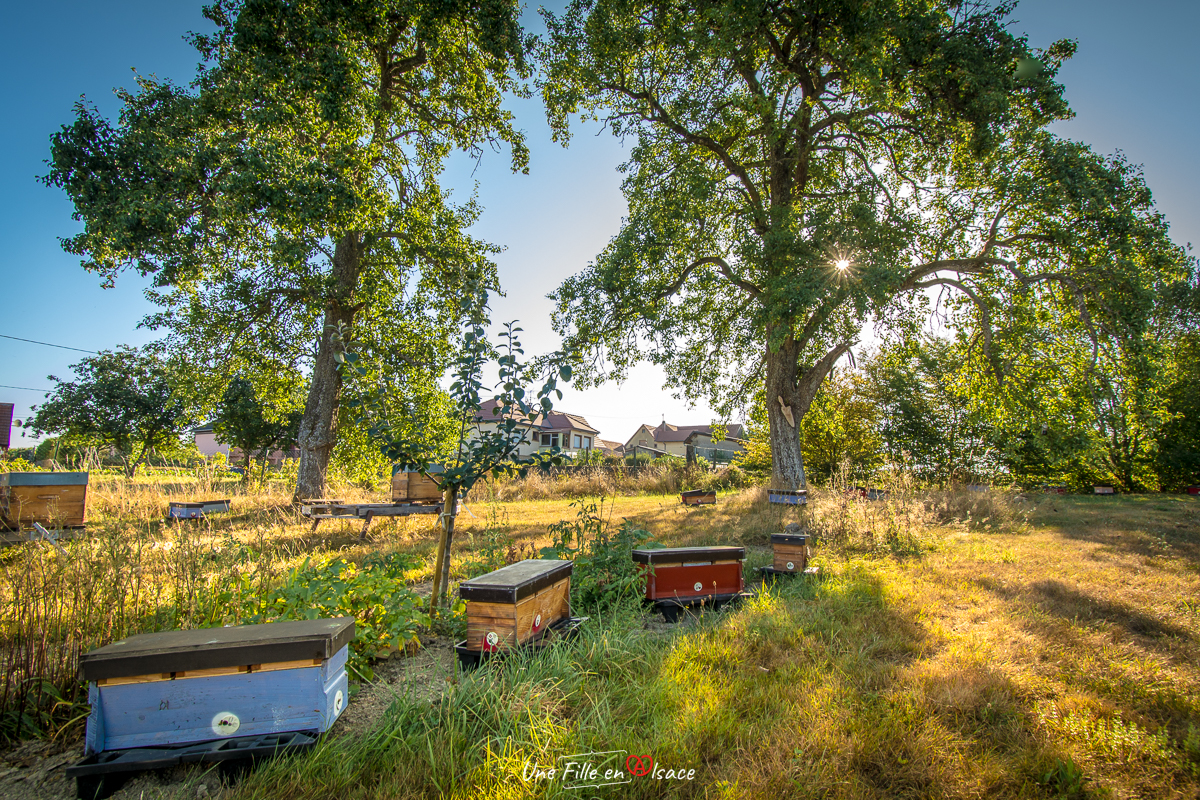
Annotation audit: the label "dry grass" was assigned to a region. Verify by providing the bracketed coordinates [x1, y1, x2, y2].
[2, 477, 1198, 799]
[468, 462, 749, 503]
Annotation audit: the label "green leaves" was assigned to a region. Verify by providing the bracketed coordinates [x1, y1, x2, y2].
[44, 0, 533, 494]
[250, 552, 429, 680]
[212, 376, 302, 477]
[541, 0, 1189, 489]
[27, 346, 201, 477]
[542, 499, 656, 613]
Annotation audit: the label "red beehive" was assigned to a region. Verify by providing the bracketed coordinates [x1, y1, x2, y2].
[633, 546, 745, 621]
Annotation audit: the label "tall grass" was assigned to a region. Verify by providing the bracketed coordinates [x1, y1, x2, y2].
[469, 463, 751, 502]
[0, 476, 391, 744]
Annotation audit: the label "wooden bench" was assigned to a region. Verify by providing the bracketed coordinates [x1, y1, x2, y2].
[299, 500, 444, 537]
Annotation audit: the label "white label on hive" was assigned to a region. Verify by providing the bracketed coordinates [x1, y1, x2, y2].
[485, 631, 499, 647]
[786, 561, 795, 570]
[693, 582, 703, 592]
[211, 712, 240, 736]
[334, 690, 345, 715]
[534, 613, 542, 630]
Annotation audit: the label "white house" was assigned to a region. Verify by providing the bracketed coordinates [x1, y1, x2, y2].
[473, 400, 601, 459]
[193, 422, 231, 458]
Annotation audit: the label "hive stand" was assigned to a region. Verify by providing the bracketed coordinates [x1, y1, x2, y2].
[69, 618, 354, 800]
[299, 500, 445, 539]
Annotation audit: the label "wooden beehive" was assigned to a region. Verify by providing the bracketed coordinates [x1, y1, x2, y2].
[681, 490, 716, 505]
[633, 546, 745, 606]
[168, 499, 231, 519]
[79, 618, 354, 756]
[0, 471, 88, 529]
[458, 560, 573, 653]
[1094, 485, 1115, 495]
[767, 488, 807, 506]
[771, 531, 809, 573]
[390, 468, 443, 503]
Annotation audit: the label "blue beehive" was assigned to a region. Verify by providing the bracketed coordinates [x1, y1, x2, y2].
[79, 618, 354, 755]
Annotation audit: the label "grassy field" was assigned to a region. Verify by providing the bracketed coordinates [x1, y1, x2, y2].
[1, 477, 1198, 799]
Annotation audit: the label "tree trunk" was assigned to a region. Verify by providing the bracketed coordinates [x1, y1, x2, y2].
[293, 232, 365, 502]
[765, 333, 805, 490]
[430, 485, 459, 611]
[766, 334, 854, 491]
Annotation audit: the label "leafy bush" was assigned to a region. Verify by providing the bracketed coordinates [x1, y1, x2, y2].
[248, 553, 430, 680]
[0, 457, 42, 473]
[540, 498, 656, 613]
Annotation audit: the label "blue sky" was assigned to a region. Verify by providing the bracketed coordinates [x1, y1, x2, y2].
[1, 1, 1196, 449]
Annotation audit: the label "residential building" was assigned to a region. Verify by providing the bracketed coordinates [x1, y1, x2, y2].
[192, 422, 299, 466]
[623, 421, 746, 461]
[473, 400, 601, 459]
[597, 439, 625, 457]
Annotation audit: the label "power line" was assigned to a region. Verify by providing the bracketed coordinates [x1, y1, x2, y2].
[0, 334, 97, 354]
[0, 384, 52, 393]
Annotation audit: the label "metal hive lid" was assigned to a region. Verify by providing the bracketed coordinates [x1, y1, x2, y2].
[79, 618, 356, 681]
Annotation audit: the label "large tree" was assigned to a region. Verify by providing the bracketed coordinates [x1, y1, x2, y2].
[27, 347, 199, 477]
[44, 0, 531, 500]
[541, 0, 1191, 489]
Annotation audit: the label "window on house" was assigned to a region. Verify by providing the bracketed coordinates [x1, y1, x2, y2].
[584, 437, 591, 449]
[639, 439, 647, 446]
[541, 433, 559, 448]
[573, 434, 582, 449]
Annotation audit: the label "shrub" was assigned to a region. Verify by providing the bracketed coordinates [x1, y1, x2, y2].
[540, 498, 656, 613]
[247, 552, 430, 680]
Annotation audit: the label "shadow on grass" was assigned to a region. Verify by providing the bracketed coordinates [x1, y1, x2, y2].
[1029, 495, 1200, 565]
[971, 575, 1194, 660]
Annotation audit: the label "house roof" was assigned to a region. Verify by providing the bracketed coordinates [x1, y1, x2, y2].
[473, 400, 600, 435]
[193, 421, 216, 434]
[652, 422, 744, 443]
[542, 411, 599, 434]
[623, 424, 658, 447]
[684, 428, 745, 444]
[474, 399, 538, 427]
[597, 439, 624, 452]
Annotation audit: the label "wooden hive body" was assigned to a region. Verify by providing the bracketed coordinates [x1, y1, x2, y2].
[680, 490, 716, 505]
[459, 560, 573, 652]
[767, 488, 807, 506]
[0, 472, 89, 528]
[770, 532, 809, 573]
[391, 469, 443, 503]
[633, 546, 745, 602]
[79, 618, 354, 755]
